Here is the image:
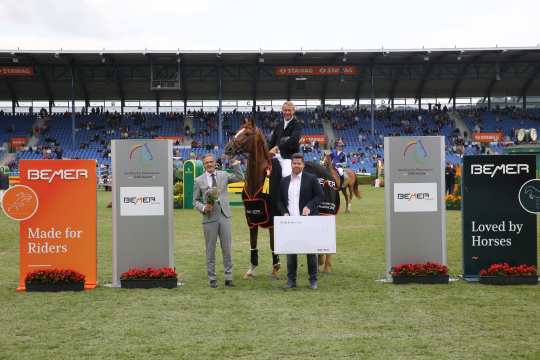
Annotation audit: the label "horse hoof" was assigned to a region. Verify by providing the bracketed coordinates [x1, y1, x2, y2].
[243, 268, 255, 280]
[270, 264, 280, 280]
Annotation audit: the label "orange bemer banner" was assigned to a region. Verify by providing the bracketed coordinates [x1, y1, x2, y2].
[15, 160, 97, 291]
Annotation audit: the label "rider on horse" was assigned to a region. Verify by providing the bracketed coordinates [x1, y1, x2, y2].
[331, 140, 348, 189]
[268, 101, 302, 177]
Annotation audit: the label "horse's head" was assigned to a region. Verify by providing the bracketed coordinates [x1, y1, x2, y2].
[224, 118, 258, 157]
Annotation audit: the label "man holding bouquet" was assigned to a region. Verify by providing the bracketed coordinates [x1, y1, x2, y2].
[194, 154, 244, 288]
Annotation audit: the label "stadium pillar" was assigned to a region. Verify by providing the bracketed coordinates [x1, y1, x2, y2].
[11, 100, 15, 115]
[321, 98, 326, 112]
[71, 67, 76, 148]
[370, 67, 375, 136]
[217, 64, 224, 149]
[48, 100, 53, 115]
[487, 96, 491, 110]
[522, 96, 527, 110]
[452, 97, 456, 111]
[120, 100, 125, 115]
[418, 97, 422, 111]
[391, 98, 394, 110]
[156, 100, 160, 115]
[183, 99, 187, 115]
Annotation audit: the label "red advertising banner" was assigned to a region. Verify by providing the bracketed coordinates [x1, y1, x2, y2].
[0, 66, 34, 77]
[472, 132, 504, 142]
[275, 66, 359, 77]
[10, 137, 29, 151]
[301, 134, 327, 145]
[156, 136, 184, 142]
[13, 160, 97, 291]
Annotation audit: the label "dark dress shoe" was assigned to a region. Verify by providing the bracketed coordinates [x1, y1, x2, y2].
[209, 280, 218, 288]
[225, 280, 234, 287]
[282, 282, 297, 289]
[309, 280, 318, 290]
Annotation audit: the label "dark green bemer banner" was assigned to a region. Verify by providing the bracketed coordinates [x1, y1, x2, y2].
[182, 160, 203, 209]
[462, 155, 537, 280]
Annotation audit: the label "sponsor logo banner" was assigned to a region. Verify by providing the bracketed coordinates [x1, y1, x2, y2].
[120, 186, 164, 216]
[16, 160, 97, 290]
[274, 66, 359, 77]
[462, 155, 537, 277]
[472, 132, 504, 142]
[10, 137, 29, 150]
[300, 134, 326, 145]
[0, 66, 34, 76]
[394, 182, 438, 212]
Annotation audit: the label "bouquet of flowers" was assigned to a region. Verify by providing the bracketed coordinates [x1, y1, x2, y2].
[205, 187, 219, 205]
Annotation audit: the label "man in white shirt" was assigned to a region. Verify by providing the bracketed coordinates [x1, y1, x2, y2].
[277, 153, 324, 290]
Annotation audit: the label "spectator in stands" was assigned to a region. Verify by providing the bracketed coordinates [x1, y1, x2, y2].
[445, 164, 456, 195]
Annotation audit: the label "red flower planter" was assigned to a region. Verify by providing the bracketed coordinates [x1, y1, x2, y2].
[25, 281, 85, 292]
[479, 276, 538, 285]
[120, 278, 177, 289]
[392, 275, 449, 284]
[120, 267, 178, 289]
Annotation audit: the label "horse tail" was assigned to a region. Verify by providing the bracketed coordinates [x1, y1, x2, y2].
[352, 175, 362, 199]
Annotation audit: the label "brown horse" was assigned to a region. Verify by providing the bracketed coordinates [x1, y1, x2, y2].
[224, 120, 281, 279]
[322, 153, 361, 213]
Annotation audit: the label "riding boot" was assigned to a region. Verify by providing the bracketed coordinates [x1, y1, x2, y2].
[339, 174, 345, 189]
[250, 248, 259, 267]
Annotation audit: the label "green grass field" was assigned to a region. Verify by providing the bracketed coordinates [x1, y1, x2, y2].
[1, 187, 539, 360]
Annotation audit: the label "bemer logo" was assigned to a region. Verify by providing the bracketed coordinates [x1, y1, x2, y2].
[397, 193, 431, 201]
[470, 164, 529, 178]
[27, 169, 89, 183]
[123, 196, 158, 205]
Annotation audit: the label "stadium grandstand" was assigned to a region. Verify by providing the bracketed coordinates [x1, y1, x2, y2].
[1, 48, 540, 177]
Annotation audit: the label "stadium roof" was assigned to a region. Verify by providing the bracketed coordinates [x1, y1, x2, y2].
[1, 47, 540, 103]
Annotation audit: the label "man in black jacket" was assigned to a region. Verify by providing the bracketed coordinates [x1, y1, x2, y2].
[269, 101, 303, 177]
[277, 153, 324, 290]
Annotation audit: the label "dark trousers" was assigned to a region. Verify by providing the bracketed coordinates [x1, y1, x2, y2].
[286, 254, 317, 283]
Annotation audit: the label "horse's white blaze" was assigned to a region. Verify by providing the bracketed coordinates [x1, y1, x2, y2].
[234, 128, 246, 139]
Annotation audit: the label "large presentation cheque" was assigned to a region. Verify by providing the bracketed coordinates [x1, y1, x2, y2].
[274, 215, 336, 254]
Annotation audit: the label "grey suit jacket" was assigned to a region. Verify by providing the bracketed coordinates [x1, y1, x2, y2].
[193, 164, 244, 223]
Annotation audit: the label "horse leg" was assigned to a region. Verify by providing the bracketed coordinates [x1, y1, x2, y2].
[346, 185, 352, 213]
[244, 227, 259, 279]
[269, 228, 281, 279]
[318, 254, 326, 272]
[323, 254, 333, 273]
[343, 188, 350, 213]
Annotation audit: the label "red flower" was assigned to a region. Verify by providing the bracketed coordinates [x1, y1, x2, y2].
[480, 263, 537, 277]
[390, 262, 448, 277]
[120, 267, 177, 280]
[25, 268, 85, 284]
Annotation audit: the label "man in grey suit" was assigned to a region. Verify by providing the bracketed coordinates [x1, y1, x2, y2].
[193, 154, 244, 288]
